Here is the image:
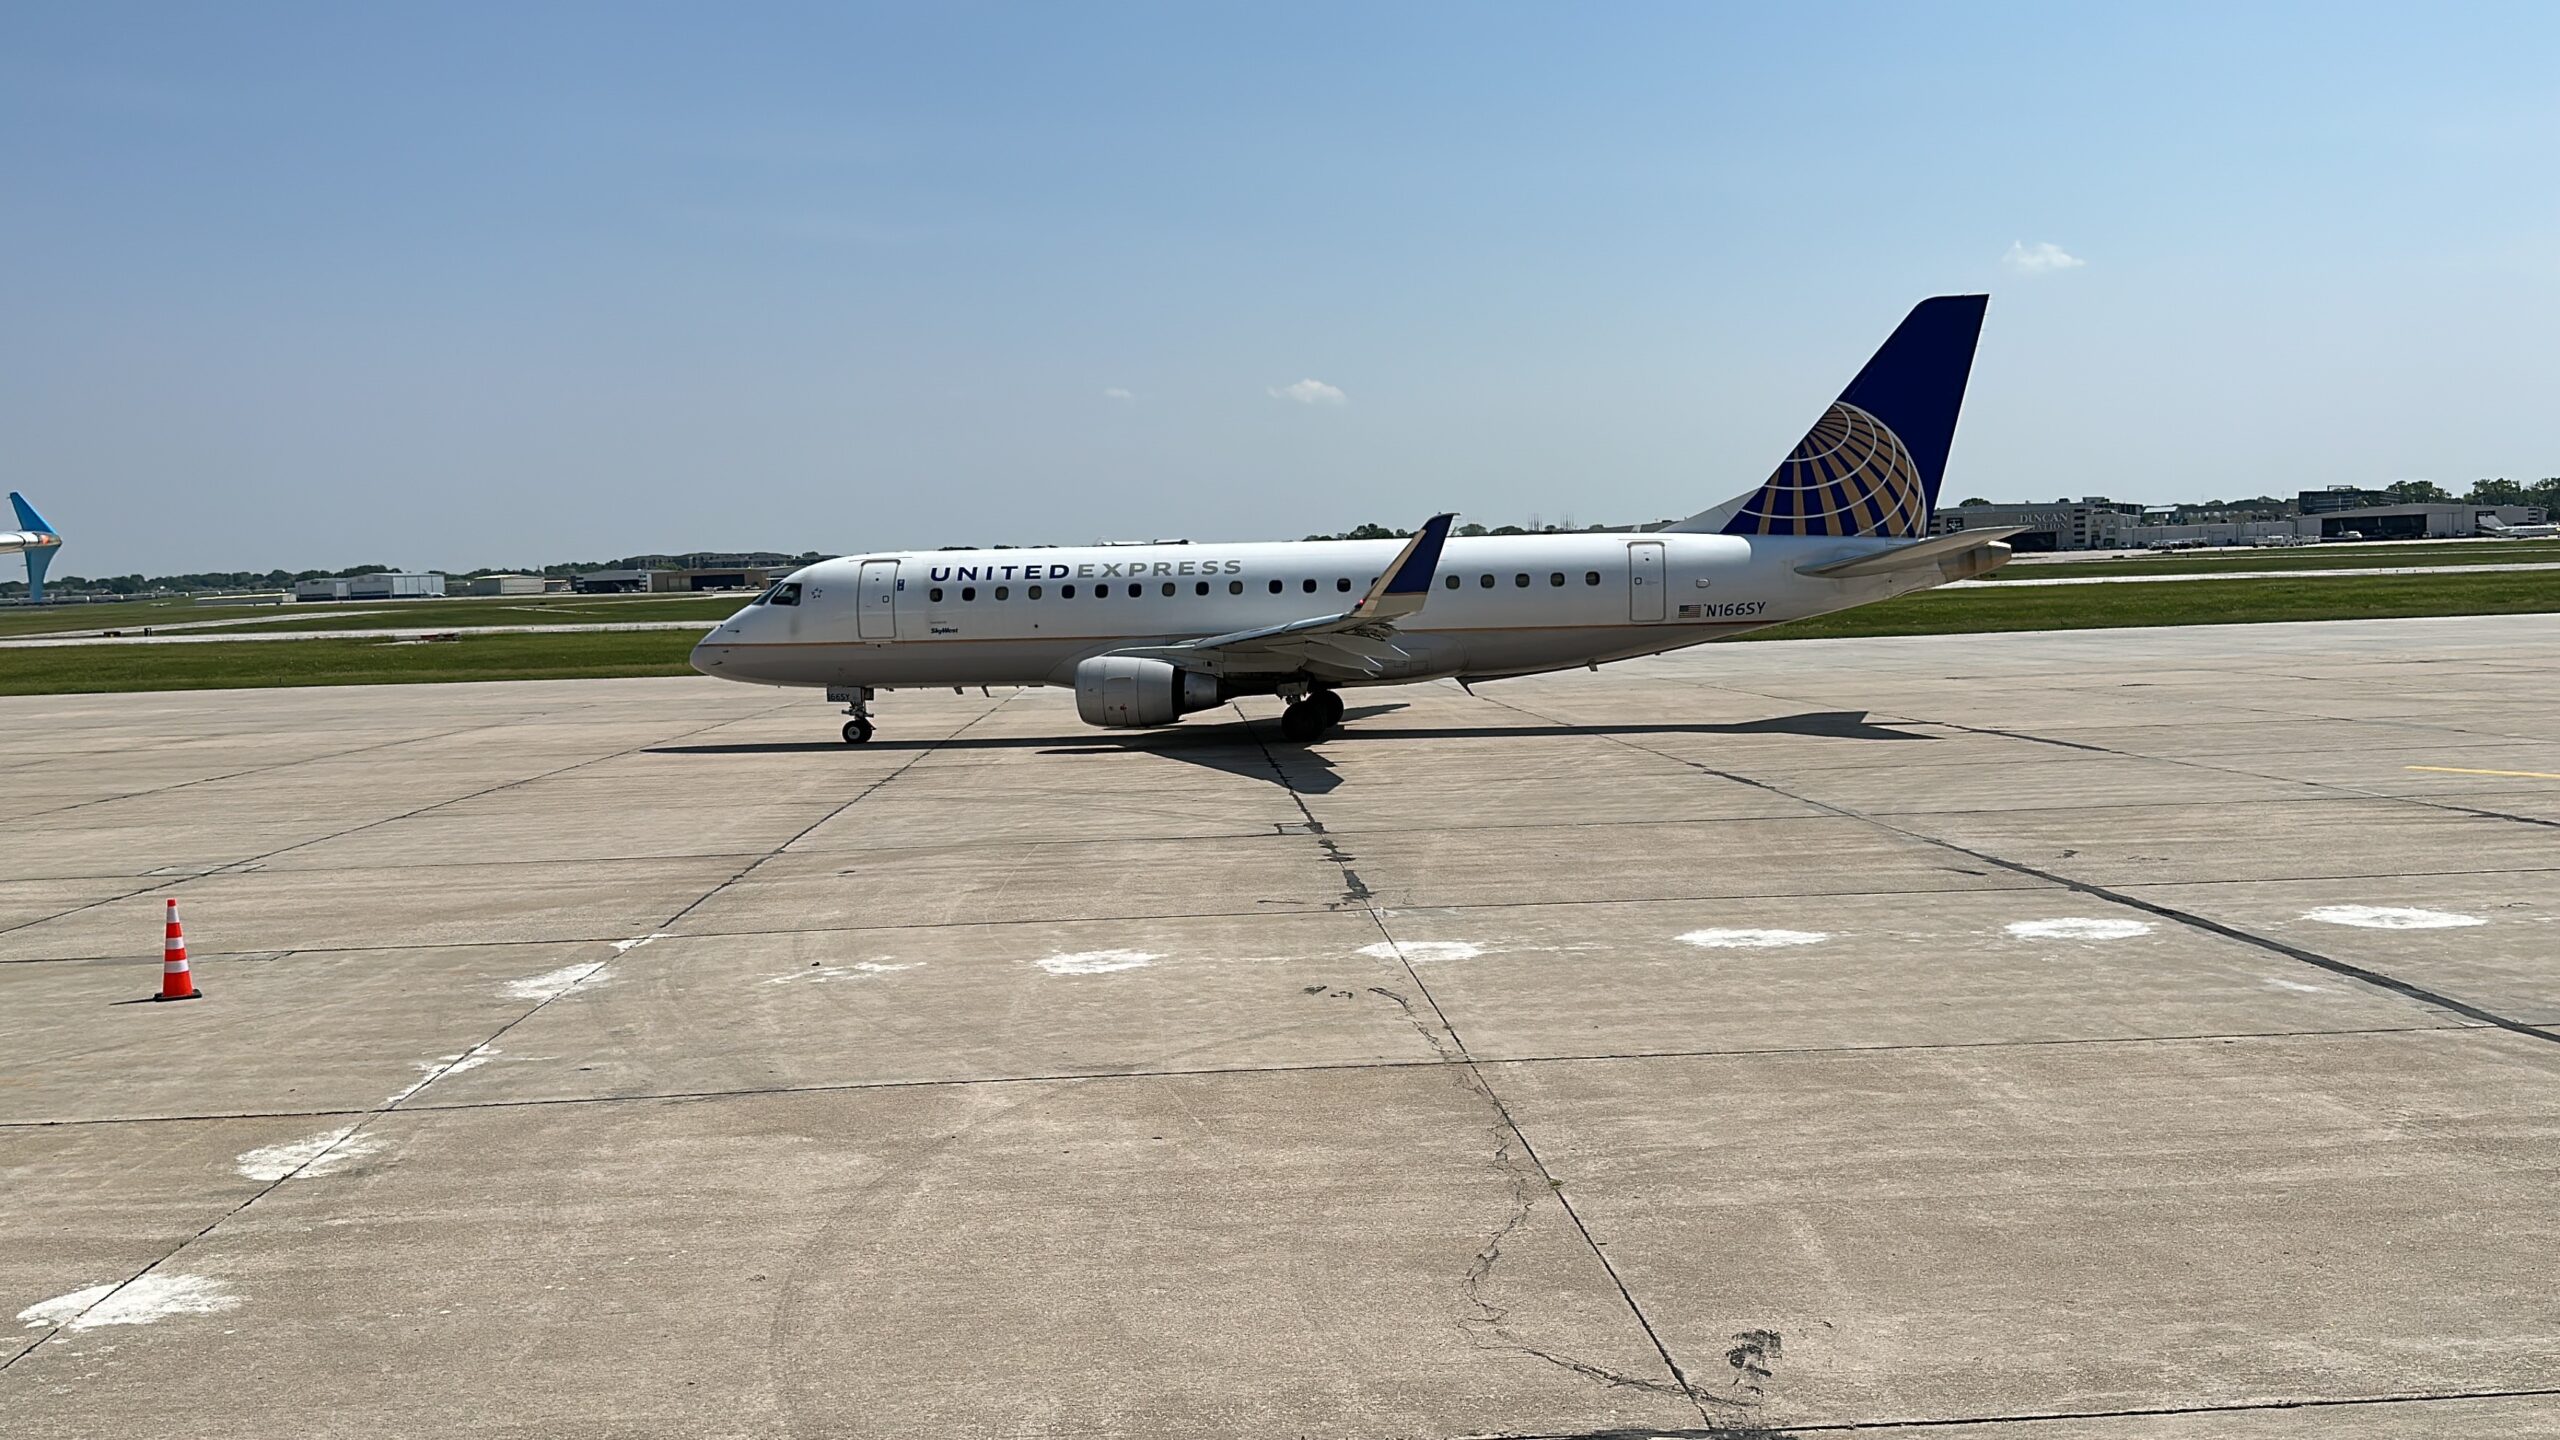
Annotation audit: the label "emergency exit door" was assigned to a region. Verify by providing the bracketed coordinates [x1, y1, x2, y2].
[857, 560, 898, 640]
[1627, 541, 1666, 622]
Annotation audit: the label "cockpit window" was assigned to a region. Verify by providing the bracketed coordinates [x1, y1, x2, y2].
[766, 582, 802, 607]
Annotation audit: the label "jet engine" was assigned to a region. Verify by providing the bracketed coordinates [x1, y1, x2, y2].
[1074, 656, 1223, 728]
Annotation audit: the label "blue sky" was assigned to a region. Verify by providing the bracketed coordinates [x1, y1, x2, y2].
[4, 2, 2555, 573]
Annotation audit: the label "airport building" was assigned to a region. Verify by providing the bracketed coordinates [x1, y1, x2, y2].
[292, 571, 447, 602]
[2130, 503, 2550, 548]
[571, 565, 779, 593]
[1936, 491, 2551, 551]
[453, 573, 553, 596]
[1929, 497, 2143, 551]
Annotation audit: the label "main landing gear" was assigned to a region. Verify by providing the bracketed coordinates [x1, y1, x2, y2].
[832, 686, 876, 745]
[1278, 686, 1344, 742]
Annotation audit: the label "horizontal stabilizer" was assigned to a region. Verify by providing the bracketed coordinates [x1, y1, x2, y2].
[1795, 527, 2024, 578]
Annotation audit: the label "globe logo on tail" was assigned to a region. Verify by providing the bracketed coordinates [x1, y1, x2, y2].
[1724, 402, 1928, 538]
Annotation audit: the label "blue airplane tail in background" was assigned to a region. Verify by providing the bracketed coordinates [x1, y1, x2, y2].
[10, 491, 61, 602]
[1674, 295, 1990, 541]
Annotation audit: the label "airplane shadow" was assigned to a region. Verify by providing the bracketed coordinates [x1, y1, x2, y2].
[648, 708, 1928, 795]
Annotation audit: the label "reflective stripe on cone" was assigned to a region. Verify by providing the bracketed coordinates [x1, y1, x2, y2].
[155, 897, 199, 1001]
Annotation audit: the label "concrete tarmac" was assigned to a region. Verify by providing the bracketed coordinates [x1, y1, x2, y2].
[3, 613, 2557, 1438]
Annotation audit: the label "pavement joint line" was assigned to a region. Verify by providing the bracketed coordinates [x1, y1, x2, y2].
[655, 690, 1018, 932]
[0, 699, 799, 943]
[0, 697, 825, 1376]
[2, 709, 580, 825]
[1474, 693, 2560, 1051]
[1497, 1381, 2560, 1435]
[32, 857, 2560, 966]
[1235, 703, 1717, 1423]
[1925, 720, 2560, 834]
[0, 1019, 2502, 1131]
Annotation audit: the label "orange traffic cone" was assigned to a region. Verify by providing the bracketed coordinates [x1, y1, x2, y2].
[154, 898, 201, 1002]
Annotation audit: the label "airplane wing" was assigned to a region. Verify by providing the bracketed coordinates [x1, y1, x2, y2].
[1109, 512, 1455, 679]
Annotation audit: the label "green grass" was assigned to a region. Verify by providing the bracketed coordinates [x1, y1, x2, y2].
[1988, 539, 2560, 580]
[186, 598, 742, 633]
[0, 591, 743, 638]
[0, 629, 702, 695]
[5, 569, 2555, 695]
[1749, 568, 2560, 641]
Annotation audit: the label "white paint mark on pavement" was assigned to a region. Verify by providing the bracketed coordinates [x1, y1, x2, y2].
[1678, 928, 1831, 950]
[2265, 978, 2331, 993]
[1361, 940, 1484, 965]
[506, 962, 609, 1001]
[611, 932, 670, 954]
[236, 1126, 381, 1182]
[2006, 918, 2154, 941]
[17, 1274, 240, 1332]
[2303, 905, 2484, 930]
[766, 961, 921, 985]
[1035, 949, 1159, 975]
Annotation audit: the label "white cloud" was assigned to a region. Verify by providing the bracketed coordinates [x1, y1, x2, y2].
[1269, 378, 1346, 406]
[1102, 387, 1133, 401]
[2002, 240, 2086, 274]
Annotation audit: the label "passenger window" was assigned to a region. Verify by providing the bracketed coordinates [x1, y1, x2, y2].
[1514, 573, 1530, 587]
[994, 585, 1008, 600]
[1301, 578, 1317, 593]
[1194, 581, 1208, 596]
[1127, 583, 1142, 598]
[929, 587, 943, 602]
[1335, 578, 1351, 592]
[1029, 584, 1043, 599]
[1549, 572, 1564, 587]
[1479, 574, 1494, 588]
[1444, 574, 1460, 590]
[1584, 571, 1600, 586]
[961, 586, 976, 602]
[1229, 580, 1243, 595]
[1268, 579, 1283, 594]
[1162, 582, 1176, 597]
[1061, 584, 1076, 598]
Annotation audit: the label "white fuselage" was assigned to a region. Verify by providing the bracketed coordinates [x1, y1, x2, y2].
[691, 531, 1953, 693]
[0, 530, 56, 557]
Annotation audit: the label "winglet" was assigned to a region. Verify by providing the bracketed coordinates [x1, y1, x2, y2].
[1352, 512, 1456, 621]
[10, 492, 54, 538]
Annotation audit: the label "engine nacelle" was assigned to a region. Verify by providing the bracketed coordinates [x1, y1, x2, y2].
[1074, 656, 1223, 728]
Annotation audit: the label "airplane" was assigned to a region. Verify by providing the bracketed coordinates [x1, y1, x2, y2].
[692, 294, 2017, 744]
[2, 493, 63, 603]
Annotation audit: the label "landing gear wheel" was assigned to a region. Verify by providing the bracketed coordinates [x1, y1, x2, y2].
[1279, 701, 1329, 742]
[841, 718, 875, 745]
[1308, 688, 1345, 726]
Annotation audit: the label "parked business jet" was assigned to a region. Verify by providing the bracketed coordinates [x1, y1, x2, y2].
[694, 295, 2014, 743]
[2, 493, 62, 602]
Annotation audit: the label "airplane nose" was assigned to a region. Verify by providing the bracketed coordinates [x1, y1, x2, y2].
[689, 634, 726, 677]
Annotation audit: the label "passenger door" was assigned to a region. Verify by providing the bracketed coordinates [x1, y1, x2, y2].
[857, 560, 898, 640]
[1627, 541, 1666, 622]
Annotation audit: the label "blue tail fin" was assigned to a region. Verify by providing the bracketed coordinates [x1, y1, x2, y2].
[1679, 295, 1988, 540]
[11, 493, 60, 602]
[10, 492, 54, 537]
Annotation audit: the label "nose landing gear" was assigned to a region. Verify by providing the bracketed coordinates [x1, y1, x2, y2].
[831, 686, 877, 745]
[1278, 686, 1344, 742]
